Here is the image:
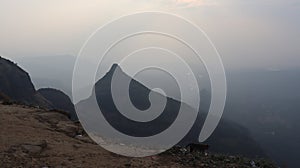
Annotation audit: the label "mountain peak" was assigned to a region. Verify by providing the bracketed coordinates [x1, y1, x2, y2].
[109, 63, 121, 72]
[100, 64, 125, 81]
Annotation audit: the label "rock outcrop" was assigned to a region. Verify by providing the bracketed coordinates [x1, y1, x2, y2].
[38, 88, 77, 120]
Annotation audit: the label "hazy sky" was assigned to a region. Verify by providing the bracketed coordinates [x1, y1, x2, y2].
[0, 0, 299, 70]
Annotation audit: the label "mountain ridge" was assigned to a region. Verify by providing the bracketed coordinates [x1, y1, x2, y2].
[0, 56, 76, 120]
[77, 63, 266, 157]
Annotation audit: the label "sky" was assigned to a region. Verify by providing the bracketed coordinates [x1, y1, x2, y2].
[0, 0, 299, 71]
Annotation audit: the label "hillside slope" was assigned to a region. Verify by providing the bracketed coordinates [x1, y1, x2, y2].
[0, 56, 76, 120]
[77, 64, 265, 157]
[0, 103, 276, 168]
[0, 57, 50, 107]
[38, 88, 77, 120]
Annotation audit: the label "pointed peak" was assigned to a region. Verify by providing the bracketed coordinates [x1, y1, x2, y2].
[109, 63, 122, 72]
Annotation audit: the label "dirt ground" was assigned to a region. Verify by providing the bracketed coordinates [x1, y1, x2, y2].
[0, 104, 276, 168]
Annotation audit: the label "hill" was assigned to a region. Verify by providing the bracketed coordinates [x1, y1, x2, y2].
[0, 56, 51, 107]
[77, 64, 265, 157]
[38, 88, 77, 120]
[223, 70, 300, 167]
[0, 56, 75, 120]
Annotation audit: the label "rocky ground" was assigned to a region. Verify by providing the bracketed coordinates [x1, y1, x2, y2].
[0, 103, 276, 168]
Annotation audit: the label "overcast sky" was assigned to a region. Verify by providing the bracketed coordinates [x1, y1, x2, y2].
[0, 0, 299, 70]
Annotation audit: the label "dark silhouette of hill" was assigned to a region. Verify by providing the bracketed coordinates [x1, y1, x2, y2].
[77, 64, 265, 157]
[38, 88, 77, 120]
[0, 56, 51, 107]
[0, 56, 76, 120]
[93, 64, 182, 137]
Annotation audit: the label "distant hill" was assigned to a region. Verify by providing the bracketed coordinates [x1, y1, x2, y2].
[77, 64, 265, 157]
[38, 88, 77, 120]
[223, 70, 300, 167]
[0, 56, 76, 120]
